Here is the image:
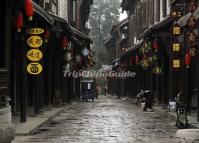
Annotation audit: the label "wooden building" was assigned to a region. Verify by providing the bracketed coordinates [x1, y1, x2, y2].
[0, 0, 93, 127]
[104, 19, 129, 97]
[113, 0, 199, 121]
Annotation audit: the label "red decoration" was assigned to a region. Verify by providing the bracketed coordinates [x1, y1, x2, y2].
[185, 53, 191, 68]
[153, 39, 159, 50]
[15, 12, 23, 32]
[25, 0, 34, 21]
[136, 55, 139, 65]
[62, 36, 68, 48]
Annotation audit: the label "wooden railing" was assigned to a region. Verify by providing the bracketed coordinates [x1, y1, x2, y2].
[0, 69, 7, 108]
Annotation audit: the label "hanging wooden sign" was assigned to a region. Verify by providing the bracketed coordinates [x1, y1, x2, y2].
[27, 35, 43, 48]
[172, 43, 181, 52]
[189, 47, 197, 57]
[26, 28, 44, 35]
[187, 32, 197, 42]
[27, 62, 43, 75]
[27, 49, 43, 62]
[172, 26, 181, 35]
[173, 60, 181, 68]
[187, 0, 197, 12]
[171, 11, 183, 18]
[187, 16, 197, 28]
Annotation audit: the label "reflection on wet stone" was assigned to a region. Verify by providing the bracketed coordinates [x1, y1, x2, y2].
[13, 96, 177, 143]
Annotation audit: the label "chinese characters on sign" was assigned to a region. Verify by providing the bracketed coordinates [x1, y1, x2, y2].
[27, 49, 43, 62]
[27, 36, 43, 48]
[26, 28, 44, 75]
[27, 63, 43, 75]
[172, 26, 181, 35]
[171, 9, 183, 69]
[171, 11, 183, 18]
[26, 28, 44, 35]
[173, 60, 180, 68]
[172, 43, 181, 52]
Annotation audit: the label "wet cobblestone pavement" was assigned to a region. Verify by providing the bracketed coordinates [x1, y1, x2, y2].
[13, 96, 177, 143]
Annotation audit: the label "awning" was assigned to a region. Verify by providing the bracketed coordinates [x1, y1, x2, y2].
[48, 12, 73, 35]
[70, 26, 93, 44]
[33, 2, 54, 25]
[140, 15, 173, 38]
[120, 40, 143, 59]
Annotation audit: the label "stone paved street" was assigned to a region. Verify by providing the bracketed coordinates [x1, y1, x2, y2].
[12, 96, 177, 143]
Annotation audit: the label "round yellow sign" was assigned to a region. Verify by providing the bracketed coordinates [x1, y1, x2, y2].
[27, 63, 43, 75]
[27, 49, 43, 62]
[27, 36, 43, 48]
[26, 28, 44, 35]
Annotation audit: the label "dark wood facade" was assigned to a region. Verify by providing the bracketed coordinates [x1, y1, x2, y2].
[106, 0, 199, 121]
[0, 0, 93, 123]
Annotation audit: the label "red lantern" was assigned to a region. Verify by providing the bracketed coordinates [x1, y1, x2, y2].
[136, 55, 139, 65]
[153, 39, 159, 50]
[185, 53, 191, 68]
[62, 36, 68, 48]
[15, 12, 23, 32]
[25, 0, 34, 21]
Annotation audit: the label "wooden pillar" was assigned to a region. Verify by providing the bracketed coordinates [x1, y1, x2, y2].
[5, 0, 12, 100]
[21, 33, 27, 122]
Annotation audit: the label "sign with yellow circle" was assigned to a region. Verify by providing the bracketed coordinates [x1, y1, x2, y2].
[27, 49, 43, 62]
[27, 36, 43, 48]
[26, 28, 44, 35]
[27, 63, 43, 75]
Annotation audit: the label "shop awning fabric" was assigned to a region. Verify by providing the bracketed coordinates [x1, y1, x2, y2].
[33, 2, 54, 25]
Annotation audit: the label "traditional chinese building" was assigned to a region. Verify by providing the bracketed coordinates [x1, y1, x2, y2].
[0, 1, 93, 135]
[115, 0, 199, 121]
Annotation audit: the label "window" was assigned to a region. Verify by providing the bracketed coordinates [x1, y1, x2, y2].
[72, 0, 77, 22]
[163, 0, 167, 17]
[50, 0, 58, 15]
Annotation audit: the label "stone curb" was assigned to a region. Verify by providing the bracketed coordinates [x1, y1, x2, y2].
[0, 123, 15, 143]
[16, 102, 77, 136]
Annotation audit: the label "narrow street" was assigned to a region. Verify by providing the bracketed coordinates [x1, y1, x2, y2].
[13, 96, 177, 143]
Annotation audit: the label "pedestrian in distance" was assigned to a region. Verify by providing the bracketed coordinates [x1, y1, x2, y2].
[104, 87, 107, 96]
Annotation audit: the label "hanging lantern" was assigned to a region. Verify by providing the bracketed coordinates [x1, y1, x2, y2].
[153, 39, 159, 51]
[25, 0, 34, 21]
[15, 12, 23, 32]
[62, 36, 68, 48]
[185, 53, 191, 68]
[136, 55, 139, 65]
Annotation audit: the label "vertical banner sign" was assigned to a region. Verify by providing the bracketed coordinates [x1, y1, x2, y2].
[171, 8, 183, 69]
[26, 28, 44, 75]
[186, 1, 198, 60]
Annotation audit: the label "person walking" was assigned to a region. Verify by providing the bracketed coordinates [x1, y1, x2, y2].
[104, 87, 107, 96]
